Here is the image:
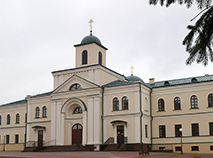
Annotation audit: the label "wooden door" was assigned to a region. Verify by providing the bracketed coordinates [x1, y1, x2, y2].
[117, 125, 124, 144]
[72, 124, 82, 144]
[38, 130, 43, 147]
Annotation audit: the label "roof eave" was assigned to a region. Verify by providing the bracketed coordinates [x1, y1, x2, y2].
[74, 42, 108, 50]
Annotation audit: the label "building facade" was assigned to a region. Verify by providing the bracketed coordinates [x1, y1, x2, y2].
[0, 30, 213, 153]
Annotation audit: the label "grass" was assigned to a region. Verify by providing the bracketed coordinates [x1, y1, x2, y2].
[134, 153, 213, 158]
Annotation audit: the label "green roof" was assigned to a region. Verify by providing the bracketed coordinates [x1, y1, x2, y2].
[81, 33, 102, 45]
[30, 91, 52, 98]
[126, 75, 144, 83]
[0, 99, 27, 107]
[103, 76, 147, 88]
[74, 33, 108, 50]
[146, 74, 213, 88]
[103, 79, 137, 88]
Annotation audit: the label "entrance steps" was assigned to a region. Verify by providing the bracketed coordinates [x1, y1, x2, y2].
[102, 144, 127, 151]
[23, 144, 94, 152]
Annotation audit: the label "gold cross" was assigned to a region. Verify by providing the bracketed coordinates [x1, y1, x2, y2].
[89, 19, 94, 32]
[130, 66, 134, 75]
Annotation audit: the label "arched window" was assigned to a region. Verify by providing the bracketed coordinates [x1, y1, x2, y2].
[122, 96, 128, 110]
[82, 50, 88, 65]
[113, 97, 119, 111]
[42, 106, 47, 118]
[35, 107, 40, 118]
[73, 107, 83, 114]
[0, 115, 2, 125]
[16, 113, 20, 124]
[208, 93, 213, 107]
[7, 114, 10, 124]
[99, 52, 102, 65]
[191, 95, 198, 109]
[70, 83, 82, 91]
[174, 97, 181, 110]
[158, 99, 165, 111]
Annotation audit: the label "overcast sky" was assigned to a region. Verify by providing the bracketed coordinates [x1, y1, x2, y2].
[0, 0, 213, 104]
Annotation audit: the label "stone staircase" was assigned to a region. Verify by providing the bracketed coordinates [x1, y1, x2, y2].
[23, 144, 94, 152]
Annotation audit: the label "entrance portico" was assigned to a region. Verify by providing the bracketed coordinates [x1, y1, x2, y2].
[50, 98, 87, 146]
[111, 120, 127, 144]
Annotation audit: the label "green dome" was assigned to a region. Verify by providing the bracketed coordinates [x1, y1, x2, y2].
[80, 33, 102, 46]
[126, 75, 144, 83]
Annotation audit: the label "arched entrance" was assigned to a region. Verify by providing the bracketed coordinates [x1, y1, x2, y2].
[72, 123, 82, 144]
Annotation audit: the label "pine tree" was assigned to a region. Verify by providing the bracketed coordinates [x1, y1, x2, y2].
[149, 0, 213, 65]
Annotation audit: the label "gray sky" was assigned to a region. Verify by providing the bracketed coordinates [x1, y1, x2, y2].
[1, 0, 213, 104]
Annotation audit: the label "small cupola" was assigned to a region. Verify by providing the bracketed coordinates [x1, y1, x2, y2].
[126, 66, 144, 83]
[74, 19, 107, 68]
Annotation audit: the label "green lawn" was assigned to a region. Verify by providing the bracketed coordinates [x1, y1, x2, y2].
[135, 153, 213, 158]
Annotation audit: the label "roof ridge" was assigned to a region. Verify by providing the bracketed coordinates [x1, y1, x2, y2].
[147, 74, 213, 88]
[153, 74, 213, 83]
[30, 91, 52, 98]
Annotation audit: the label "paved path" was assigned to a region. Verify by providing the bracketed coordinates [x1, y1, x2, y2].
[0, 151, 145, 158]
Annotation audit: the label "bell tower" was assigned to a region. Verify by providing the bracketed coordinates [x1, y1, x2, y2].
[74, 19, 108, 68]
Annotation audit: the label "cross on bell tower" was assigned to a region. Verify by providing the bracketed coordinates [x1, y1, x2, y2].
[89, 19, 94, 34]
[130, 66, 134, 75]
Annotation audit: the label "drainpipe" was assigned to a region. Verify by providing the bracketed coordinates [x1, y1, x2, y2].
[101, 87, 104, 145]
[139, 83, 143, 150]
[149, 89, 153, 147]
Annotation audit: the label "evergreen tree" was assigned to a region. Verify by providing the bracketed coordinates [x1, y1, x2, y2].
[149, 0, 213, 65]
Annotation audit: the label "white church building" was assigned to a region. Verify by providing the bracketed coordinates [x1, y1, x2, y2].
[1, 22, 213, 154]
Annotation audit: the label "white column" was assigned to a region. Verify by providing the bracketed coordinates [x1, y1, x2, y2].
[103, 96, 107, 143]
[124, 124, 127, 144]
[124, 124, 127, 137]
[51, 101, 56, 142]
[114, 125, 117, 144]
[27, 125, 31, 144]
[68, 123, 71, 144]
[87, 98, 94, 144]
[61, 113, 65, 145]
[82, 111, 87, 145]
[56, 100, 61, 145]
[94, 97, 100, 144]
[26, 104, 31, 142]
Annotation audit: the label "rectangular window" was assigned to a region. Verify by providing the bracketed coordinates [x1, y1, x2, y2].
[175, 146, 182, 151]
[210, 146, 213, 151]
[192, 123, 199, 136]
[15, 134, 19, 144]
[6, 135, 9, 144]
[159, 147, 165, 150]
[209, 122, 213, 136]
[191, 146, 199, 151]
[159, 125, 166, 138]
[175, 124, 182, 137]
[145, 125, 148, 138]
